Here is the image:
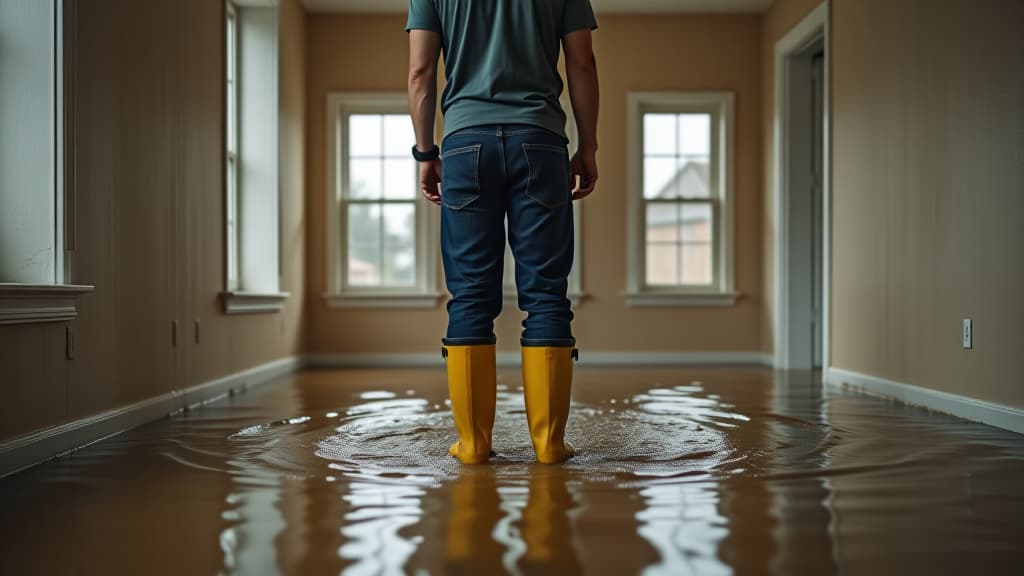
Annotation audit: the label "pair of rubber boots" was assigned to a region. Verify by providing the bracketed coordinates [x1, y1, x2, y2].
[443, 344, 575, 465]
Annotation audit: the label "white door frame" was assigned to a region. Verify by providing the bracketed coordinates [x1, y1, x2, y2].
[773, 2, 830, 370]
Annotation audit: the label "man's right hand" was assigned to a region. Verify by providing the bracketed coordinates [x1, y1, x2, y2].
[420, 157, 442, 205]
[570, 149, 598, 200]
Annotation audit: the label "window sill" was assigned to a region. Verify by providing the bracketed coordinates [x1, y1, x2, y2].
[324, 292, 443, 309]
[0, 283, 95, 325]
[626, 291, 740, 308]
[221, 291, 290, 315]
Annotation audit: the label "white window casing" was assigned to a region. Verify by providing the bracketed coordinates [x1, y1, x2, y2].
[0, 0, 93, 325]
[626, 92, 738, 307]
[221, 1, 289, 314]
[324, 93, 440, 309]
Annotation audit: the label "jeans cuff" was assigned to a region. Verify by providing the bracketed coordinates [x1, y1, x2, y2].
[442, 336, 497, 346]
[520, 337, 576, 348]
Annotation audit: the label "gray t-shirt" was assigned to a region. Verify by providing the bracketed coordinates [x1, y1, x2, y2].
[406, 0, 597, 139]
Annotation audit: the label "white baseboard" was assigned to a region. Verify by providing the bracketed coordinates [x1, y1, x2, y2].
[0, 356, 304, 478]
[825, 367, 1024, 435]
[308, 351, 773, 369]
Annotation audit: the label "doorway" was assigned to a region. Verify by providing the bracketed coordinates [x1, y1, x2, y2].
[774, 3, 829, 371]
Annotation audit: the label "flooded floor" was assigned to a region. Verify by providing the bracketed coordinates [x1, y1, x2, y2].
[2, 367, 1023, 575]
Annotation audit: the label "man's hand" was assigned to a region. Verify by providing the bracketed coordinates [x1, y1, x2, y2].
[570, 149, 598, 200]
[420, 157, 442, 205]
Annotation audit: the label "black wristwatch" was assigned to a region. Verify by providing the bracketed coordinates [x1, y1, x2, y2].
[412, 144, 440, 162]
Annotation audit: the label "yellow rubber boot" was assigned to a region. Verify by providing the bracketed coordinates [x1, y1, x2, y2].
[522, 346, 576, 464]
[444, 344, 497, 465]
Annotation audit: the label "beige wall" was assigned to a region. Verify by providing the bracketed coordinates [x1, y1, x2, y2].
[759, 0, 825, 354]
[0, 0, 307, 442]
[306, 14, 765, 355]
[830, 0, 1024, 407]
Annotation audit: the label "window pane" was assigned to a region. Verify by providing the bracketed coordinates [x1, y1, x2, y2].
[349, 114, 382, 157]
[646, 244, 679, 286]
[382, 204, 415, 286]
[347, 204, 381, 286]
[646, 203, 679, 243]
[678, 114, 711, 156]
[384, 242, 415, 286]
[349, 159, 382, 199]
[677, 159, 710, 198]
[382, 203, 414, 245]
[643, 157, 678, 199]
[383, 115, 414, 157]
[681, 244, 713, 285]
[681, 203, 713, 242]
[643, 114, 677, 156]
[383, 158, 416, 199]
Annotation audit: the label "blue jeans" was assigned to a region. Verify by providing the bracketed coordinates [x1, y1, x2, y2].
[440, 124, 575, 348]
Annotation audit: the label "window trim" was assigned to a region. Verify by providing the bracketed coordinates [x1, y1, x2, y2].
[324, 93, 441, 308]
[0, 0, 94, 324]
[219, 1, 287, 314]
[224, 0, 240, 294]
[626, 92, 738, 307]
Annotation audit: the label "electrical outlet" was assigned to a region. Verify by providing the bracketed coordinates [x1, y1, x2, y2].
[962, 319, 973, 349]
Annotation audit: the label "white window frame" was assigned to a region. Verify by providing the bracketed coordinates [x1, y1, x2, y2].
[324, 93, 440, 308]
[220, 0, 289, 314]
[502, 95, 585, 306]
[626, 92, 738, 307]
[225, 1, 240, 293]
[0, 0, 93, 325]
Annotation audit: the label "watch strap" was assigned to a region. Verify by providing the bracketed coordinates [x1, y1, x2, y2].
[412, 144, 440, 162]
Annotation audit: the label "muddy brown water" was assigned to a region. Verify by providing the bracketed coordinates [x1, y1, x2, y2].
[2, 367, 1023, 575]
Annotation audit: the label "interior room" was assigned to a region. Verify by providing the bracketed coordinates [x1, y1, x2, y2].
[1, 0, 1022, 574]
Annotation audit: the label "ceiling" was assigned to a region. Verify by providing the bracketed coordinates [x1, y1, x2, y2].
[302, 0, 775, 14]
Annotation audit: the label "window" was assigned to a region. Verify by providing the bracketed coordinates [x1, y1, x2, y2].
[325, 94, 439, 308]
[0, 0, 92, 324]
[225, 2, 239, 292]
[503, 96, 584, 304]
[221, 0, 288, 314]
[627, 93, 737, 306]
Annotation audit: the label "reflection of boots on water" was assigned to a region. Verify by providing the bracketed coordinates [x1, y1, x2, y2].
[444, 468, 504, 575]
[520, 468, 583, 575]
[523, 346, 577, 464]
[444, 344, 497, 464]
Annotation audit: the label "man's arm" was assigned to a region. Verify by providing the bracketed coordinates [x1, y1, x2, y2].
[563, 29, 599, 200]
[408, 29, 443, 204]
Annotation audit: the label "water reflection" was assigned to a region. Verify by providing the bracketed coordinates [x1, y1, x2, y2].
[339, 482, 425, 575]
[444, 468, 504, 575]
[637, 482, 730, 576]
[3, 367, 1024, 575]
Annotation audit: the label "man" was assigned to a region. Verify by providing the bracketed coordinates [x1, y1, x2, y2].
[407, 0, 599, 465]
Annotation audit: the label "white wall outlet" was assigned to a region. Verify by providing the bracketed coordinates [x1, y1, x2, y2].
[963, 319, 973, 349]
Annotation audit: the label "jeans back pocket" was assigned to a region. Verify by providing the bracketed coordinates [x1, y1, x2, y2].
[441, 144, 482, 210]
[522, 143, 571, 210]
